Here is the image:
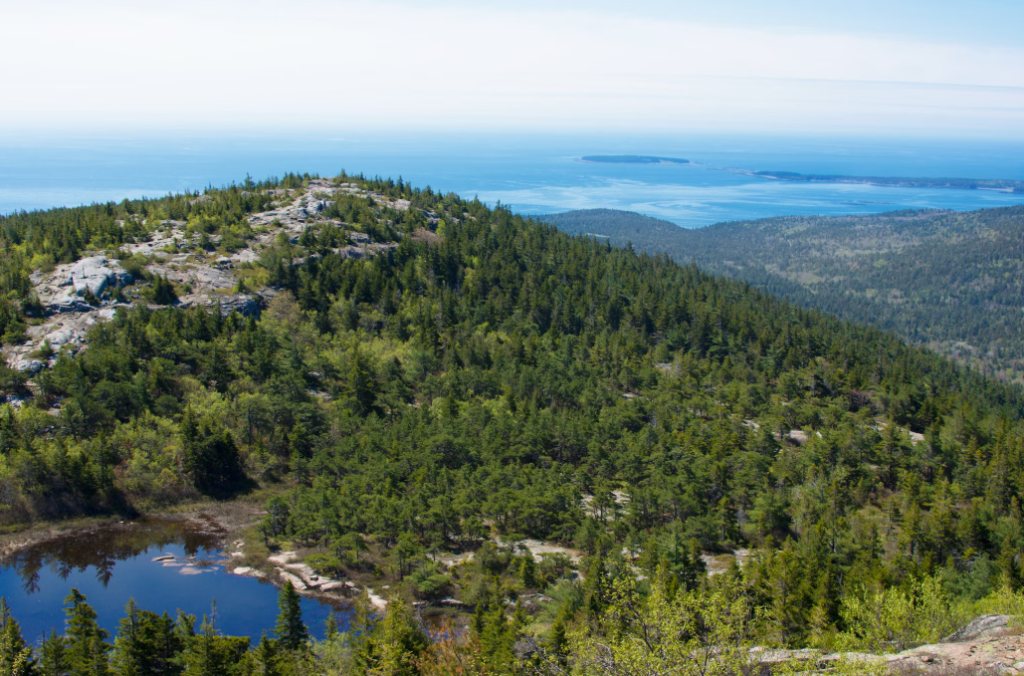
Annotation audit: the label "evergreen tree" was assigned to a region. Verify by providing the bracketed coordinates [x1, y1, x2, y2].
[39, 629, 68, 676]
[324, 614, 338, 641]
[177, 606, 247, 676]
[64, 589, 110, 676]
[273, 582, 308, 653]
[0, 598, 34, 676]
[110, 599, 182, 676]
[151, 275, 178, 306]
[248, 634, 278, 676]
[180, 408, 245, 495]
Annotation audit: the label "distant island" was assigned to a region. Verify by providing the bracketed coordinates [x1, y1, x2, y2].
[581, 155, 691, 164]
[752, 170, 1024, 194]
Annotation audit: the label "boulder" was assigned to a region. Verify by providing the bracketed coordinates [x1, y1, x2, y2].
[219, 294, 261, 317]
[66, 257, 131, 298]
[13, 358, 43, 374]
[942, 615, 1011, 643]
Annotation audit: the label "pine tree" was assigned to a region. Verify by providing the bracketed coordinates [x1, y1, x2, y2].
[110, 600, 182, 676]
[0, 598, 35, 676]
[177, 606, 246, 676]
[64, 589, 110, 676]
[249, 634, 279, 676]
[39, 629, 68, 676]
[546, 606, 569, 662]
[324, 614, 339, 641]
[518, 552, 538, 590]
[180, 407, 244, 495]
[347, 347, 378, 417]
[151, 275, 178, 306]
[582, 551, 607, 618]
[273, 582, 308, 652]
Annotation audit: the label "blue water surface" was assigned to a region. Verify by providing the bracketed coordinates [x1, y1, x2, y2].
[1, 131, 1022, 226]
[0, 523, 344, 646]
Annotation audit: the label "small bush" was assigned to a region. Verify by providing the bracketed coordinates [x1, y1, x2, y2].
[407, 561, 452, 601]
[305, 553, 345, 578]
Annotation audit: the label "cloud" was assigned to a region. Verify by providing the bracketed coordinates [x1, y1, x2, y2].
[3, 0, 1022, 136]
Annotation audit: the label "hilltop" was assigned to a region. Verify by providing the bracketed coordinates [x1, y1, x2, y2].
[2, 176, 1024, 673]
[539, 205, 1024, 382]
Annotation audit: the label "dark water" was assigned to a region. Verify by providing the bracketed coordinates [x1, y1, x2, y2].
[0, 520, 345, 645]
[1, 132, 1022, 226]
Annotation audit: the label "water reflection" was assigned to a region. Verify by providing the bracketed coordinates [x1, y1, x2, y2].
[4, 519, 224, 595]
[0, 518, 342, 643]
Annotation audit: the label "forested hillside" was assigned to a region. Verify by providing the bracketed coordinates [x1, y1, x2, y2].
[541, 206, 1024, 383]
[3, 178, 1024, 674]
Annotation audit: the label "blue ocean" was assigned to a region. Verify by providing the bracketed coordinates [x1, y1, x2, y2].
[1, 131, 1022, 227]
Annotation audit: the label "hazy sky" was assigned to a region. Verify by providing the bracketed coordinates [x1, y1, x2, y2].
[3, 0, 1023, 137]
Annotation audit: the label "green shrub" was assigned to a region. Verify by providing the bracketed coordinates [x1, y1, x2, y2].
[305, 553, 345, 578]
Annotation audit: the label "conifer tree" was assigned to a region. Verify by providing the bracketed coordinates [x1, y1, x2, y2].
[324, 614, 338, 641]
[64, 589, 110, 676]
[38, 629, 68, 676]
[273, 582, 308, 653]
[0, 598, 35, 676]
[110, 600, 182, 676]
[151, 275, 178, 306]
[249, 634, 278, 676]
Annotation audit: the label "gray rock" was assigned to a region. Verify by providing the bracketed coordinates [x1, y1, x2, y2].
[66, 256, 131, 298]
[45, 328, 81, 346]
[942, 615, 1010, 643]
[219, 294, 261, 317]
[15, 359, 43, 374]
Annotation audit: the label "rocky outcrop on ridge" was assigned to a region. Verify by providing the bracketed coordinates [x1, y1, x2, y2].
[4, 179, 418, 380]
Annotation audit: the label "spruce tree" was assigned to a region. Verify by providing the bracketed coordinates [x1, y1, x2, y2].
[273, 582, 308, 652]
[64, 589, 110, 676]
[250, 634, 279, 676]
[0, 598, 35, 676]
[110, 600, 182, 676]
[39, 629, 68, 676]
[324, 614, 339, 641]
[151, 275, 178, 305]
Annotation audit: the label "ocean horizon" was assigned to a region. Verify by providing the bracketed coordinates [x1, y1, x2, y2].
[2, 131, 1023, 227]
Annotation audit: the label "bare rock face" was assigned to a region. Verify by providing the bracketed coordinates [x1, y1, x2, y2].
[178, 293, 261, 317]
[7, 179, 408, 376]
[942, 615, 1010, 643]
[66, 256, 132, 298]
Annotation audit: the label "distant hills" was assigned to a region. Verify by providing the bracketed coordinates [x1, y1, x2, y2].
[581, 155, 691, 164]
[538, 205, 1024, 382]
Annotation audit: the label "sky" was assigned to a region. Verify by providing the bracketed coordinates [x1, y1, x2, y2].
[2, 0, 1023, 138]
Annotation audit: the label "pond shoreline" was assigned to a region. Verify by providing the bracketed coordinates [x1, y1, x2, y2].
[0, 496, 262, 563]
[0, 495, 381, 616]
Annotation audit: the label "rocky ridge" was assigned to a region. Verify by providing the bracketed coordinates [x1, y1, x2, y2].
[4, 179, 412, 378]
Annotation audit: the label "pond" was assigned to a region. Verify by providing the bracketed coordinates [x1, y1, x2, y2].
[0, 519, 347, 645]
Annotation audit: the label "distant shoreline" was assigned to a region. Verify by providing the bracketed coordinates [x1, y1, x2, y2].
[580, 156, 1024, 194]
[581, 155, 692, 165]
[747, 170, 1024, 194]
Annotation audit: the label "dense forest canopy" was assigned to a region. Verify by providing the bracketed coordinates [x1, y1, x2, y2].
[2, 176, 1024, 673]
[540, 206, 1024, 383]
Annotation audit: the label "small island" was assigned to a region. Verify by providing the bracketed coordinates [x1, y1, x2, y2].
[581, 155, 691, 164]
[752, 170, 1024, 193]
